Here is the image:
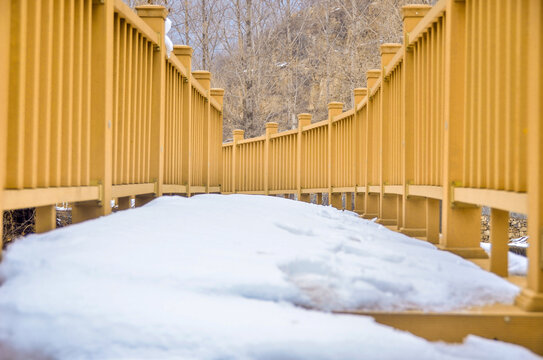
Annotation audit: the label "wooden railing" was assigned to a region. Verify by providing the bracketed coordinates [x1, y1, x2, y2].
[221, 0, 543, 312]
[0, 2, 224, 243]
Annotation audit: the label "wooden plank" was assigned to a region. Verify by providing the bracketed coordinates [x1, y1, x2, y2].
[453, 188, 527, 214]
[162, 184, 187, 194]
[332, 187, 356, 193]
[4, 186, 100, 210]
[340, 305, 543, 356]
[408, 185, 443, 200]
[384, 185, 404, 195]
[111, 183, 155, 198]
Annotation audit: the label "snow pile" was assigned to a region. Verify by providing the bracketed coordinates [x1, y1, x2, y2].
[0, 195, 535, 359]
[480, 242, 528, 276]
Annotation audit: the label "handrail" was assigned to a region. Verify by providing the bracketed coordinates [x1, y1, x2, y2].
[114, 0, 159, 46]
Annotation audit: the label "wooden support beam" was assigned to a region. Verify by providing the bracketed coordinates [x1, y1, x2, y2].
[117, 196, 131, 211]
[440, 0, 486, 259]
[35, 205, 56, 233]
[136, 5, 166, 198]
[516, 0, 543, 312]
[328, 102, 343, 210]
[72, 0, 114, 223]
[490, 208, 509, 277]
[297, 113, 311, 202]
[0, 0, 11, 253]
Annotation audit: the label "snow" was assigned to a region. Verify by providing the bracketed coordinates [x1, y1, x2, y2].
[480, 242, 528, 276]
[0, 195, 537, 359]
[164, 18, 173, 58]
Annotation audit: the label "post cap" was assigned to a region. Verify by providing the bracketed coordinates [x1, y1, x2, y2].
[192, 70, 211, 81]
[135, 5, 168, 19]
[297, 113, 312, 127]
[297, 113, 312, 121]
[265, 122, 279, 129]
[402, 4, 431, 19]
[210, 88, 225, 97]
[173, 45, 193, 57]
[233, 129, 245, 137]
[366, 69, 382, 79]
[354, 88, 368, 97]
[328, 102, 344, 111]
[380, 43, 402, 55]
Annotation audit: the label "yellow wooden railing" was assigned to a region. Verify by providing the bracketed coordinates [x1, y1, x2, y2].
[221, 0, 543, 312]
[0, 2, 223, 242]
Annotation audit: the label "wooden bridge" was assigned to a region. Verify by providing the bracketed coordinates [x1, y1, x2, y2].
[1, 0, 543, 355]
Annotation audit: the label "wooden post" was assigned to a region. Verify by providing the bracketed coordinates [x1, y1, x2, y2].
[317, 193, 323, 205]
[489, 208, 509, 277]
[353, 88, 367, 215]
[265, 122, 278, 196]
[516, 0, 543, 311]
[328, 102, 343, 209]
[440, 0, 486, 258]
[364, 70, 381, 219]
[345, 193, 353, 211]
[232, 129, 244, 193]
[379, 44, 401, 227]
[35, 206, 56, 233]
[173, 45, 193, 195]
[400, 5, 431, 238]
[211, 88, 224, 192]
[193, 71, 211, 193]
[72, 0, 114, 223]
[426, 199, 440, 244]
[297, 113, 311, 203]
[117, 196, 130, 211]
[0, 0, 10, 251]
[133, 5, 167, 206]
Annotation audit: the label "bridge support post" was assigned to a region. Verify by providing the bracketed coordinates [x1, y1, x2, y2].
[316, 193, 323, 205]
[353, 88, 367, 216]
[136, 5, 167, 200]
[297, 114, 311, 203]
[364, 71, 381, 219]
[193, 71, 211, 194]
[232, 129, 245, 194]
[72, 0, 114, 224]
[174, 45, 193, 196]
[440, 0, 486, 259]
[328, 102, 343, 210]
[0, 0, 10, 252]
[264, 123, 277, 196]
[35, 205, 56, 233]
[378, 44, 401, 227]
[211, 88, 225, 193]
[345, 193, 353, 211]
[426, 199, 440, 244]
[399, 5, 431, 238]
[516, 0, 543, 312]
[117, 196, 130, 211]
[489, 208, 509, 277]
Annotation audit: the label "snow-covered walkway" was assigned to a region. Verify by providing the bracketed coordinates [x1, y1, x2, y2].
[0, 195, 539, 359]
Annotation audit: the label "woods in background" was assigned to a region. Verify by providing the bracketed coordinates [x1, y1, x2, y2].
[128, 0, 434, 139]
